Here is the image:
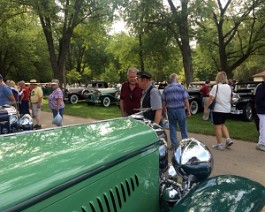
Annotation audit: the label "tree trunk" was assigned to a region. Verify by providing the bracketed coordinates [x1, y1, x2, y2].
[36, 0, 84, 89]
[168, 0, 194, 85]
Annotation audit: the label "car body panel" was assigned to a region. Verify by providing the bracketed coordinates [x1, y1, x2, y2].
[188, 81, 215, 91]
[231, 81, 261, 121]
[0, 118, 159, 211]
[187, 81, 215, 115]
[172, 175, 265, 212]
[0, 105, 32, 134]
[87, 81, 108, 91]
[1, 118, 265, 211]
[63, 87, 90, 103]
[87, 87, 120, 107]
[64, 81, 109, 104]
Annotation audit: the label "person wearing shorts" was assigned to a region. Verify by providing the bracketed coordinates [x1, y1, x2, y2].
[29, 79, 43, 129]
[204, 71, 233, 150]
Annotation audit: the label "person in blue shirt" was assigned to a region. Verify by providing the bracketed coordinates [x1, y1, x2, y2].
[162, 73, 191, 150]
[0, 74, 17, 109]
[255, 76, 265, 152]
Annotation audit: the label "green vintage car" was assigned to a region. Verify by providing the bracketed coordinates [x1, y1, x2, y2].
[0, 117, 265, 211]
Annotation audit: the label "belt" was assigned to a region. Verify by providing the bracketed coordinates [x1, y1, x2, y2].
[31, 102, 39, 104]
[167, 106, 185, 110]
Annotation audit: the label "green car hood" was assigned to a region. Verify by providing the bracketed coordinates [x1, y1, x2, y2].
[0, 118, 158, 210]
[172, 175, 265, 212]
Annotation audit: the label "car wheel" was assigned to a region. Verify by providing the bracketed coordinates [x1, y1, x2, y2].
[69, 94, 79, 104]
[102, 97, 111, 107]
[242, 103, 253, 121]
[190, 100, 199, 115]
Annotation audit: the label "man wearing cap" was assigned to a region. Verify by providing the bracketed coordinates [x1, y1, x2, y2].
[48, 79, 65, 125]
[136, 71, 162, 124]
[30, 79, 43, 129]
[162, 73, 191, 150]
[120, 67, 142, 116]
[0, 74, 17, 109]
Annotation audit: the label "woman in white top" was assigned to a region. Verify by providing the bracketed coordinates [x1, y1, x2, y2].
[204, 71, 233, 150]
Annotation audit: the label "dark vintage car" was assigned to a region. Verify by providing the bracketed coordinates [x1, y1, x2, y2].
[231, 81, 261, 121]
[188, 81, 215, 115]
[0, 105, 32, 134]
[64, 81, 108, 104]
[1, 116, 265, 211]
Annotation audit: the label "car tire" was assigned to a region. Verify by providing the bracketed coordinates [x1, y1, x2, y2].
[69, 94, 79, 104]
[190, 100, 199, 115]
[242, 103, 253, 121]
[102, 97, 111, 107]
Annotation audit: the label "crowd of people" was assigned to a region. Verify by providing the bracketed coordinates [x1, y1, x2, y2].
[120, 68, 264, 153]
[0, 74, 64, 129]
[120, 68, 191, 150]
[1, 69, 264, 153]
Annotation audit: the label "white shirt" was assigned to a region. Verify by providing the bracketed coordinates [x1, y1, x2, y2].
[210, 83, 231, 113]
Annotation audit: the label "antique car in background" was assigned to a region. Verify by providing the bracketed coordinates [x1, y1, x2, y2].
[64, 81, 108, 104]
[0, 105, 32, 134]
[87, 87, 120, 107]
[231, 81, 261, 121]
[1, 115, 265, 211]
[188, 81, 215, 115]
[64, 87, 91, 104]
[157, 82, 168, 94]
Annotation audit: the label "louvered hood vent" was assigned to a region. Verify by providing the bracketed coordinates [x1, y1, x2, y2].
[80, 174, 139, 212]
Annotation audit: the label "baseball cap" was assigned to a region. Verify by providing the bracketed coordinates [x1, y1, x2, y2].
[51, 79, 59, 85]
[137, 71, 152, 79]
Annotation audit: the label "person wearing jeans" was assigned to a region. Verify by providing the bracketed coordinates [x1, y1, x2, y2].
[254, 77, 265, 152]
[162, 73, 191, 150]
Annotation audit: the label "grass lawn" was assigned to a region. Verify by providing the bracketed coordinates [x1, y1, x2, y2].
[42, 99, 258, 142]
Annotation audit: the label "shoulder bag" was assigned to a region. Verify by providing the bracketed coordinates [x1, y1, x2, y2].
[209, 85, 218, 110]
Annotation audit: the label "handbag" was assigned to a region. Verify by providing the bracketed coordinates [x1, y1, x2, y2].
[52, 112, 63, 126]
[209, 85, 218, 110]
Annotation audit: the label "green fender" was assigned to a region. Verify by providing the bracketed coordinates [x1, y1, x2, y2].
[171, 175, 265, 212]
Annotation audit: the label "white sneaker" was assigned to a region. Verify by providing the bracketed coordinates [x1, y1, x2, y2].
[225, 138, 233, 148]
[212, 144, 224, 150]
[256, 144, 265, 152]
[202, 114, 209, 120]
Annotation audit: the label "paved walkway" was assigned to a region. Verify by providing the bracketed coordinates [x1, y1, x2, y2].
[40, 111, 265, 186]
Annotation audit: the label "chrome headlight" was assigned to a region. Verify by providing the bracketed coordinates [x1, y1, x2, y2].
[232, 93, 240, 104]
[18, 114, 33, 130]
[159, 140, 168, 173]
[9, 114, 18, 125]
[172, 138, 214, 182]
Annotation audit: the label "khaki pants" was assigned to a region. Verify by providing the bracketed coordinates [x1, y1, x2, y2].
[32, 103, 41, 118]
[202, 97, 210, 120]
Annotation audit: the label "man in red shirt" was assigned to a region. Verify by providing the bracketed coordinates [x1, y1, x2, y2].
[18, 80, 30, 115]
[200, 80, 211, 120]
[120, 67, 142, 116]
